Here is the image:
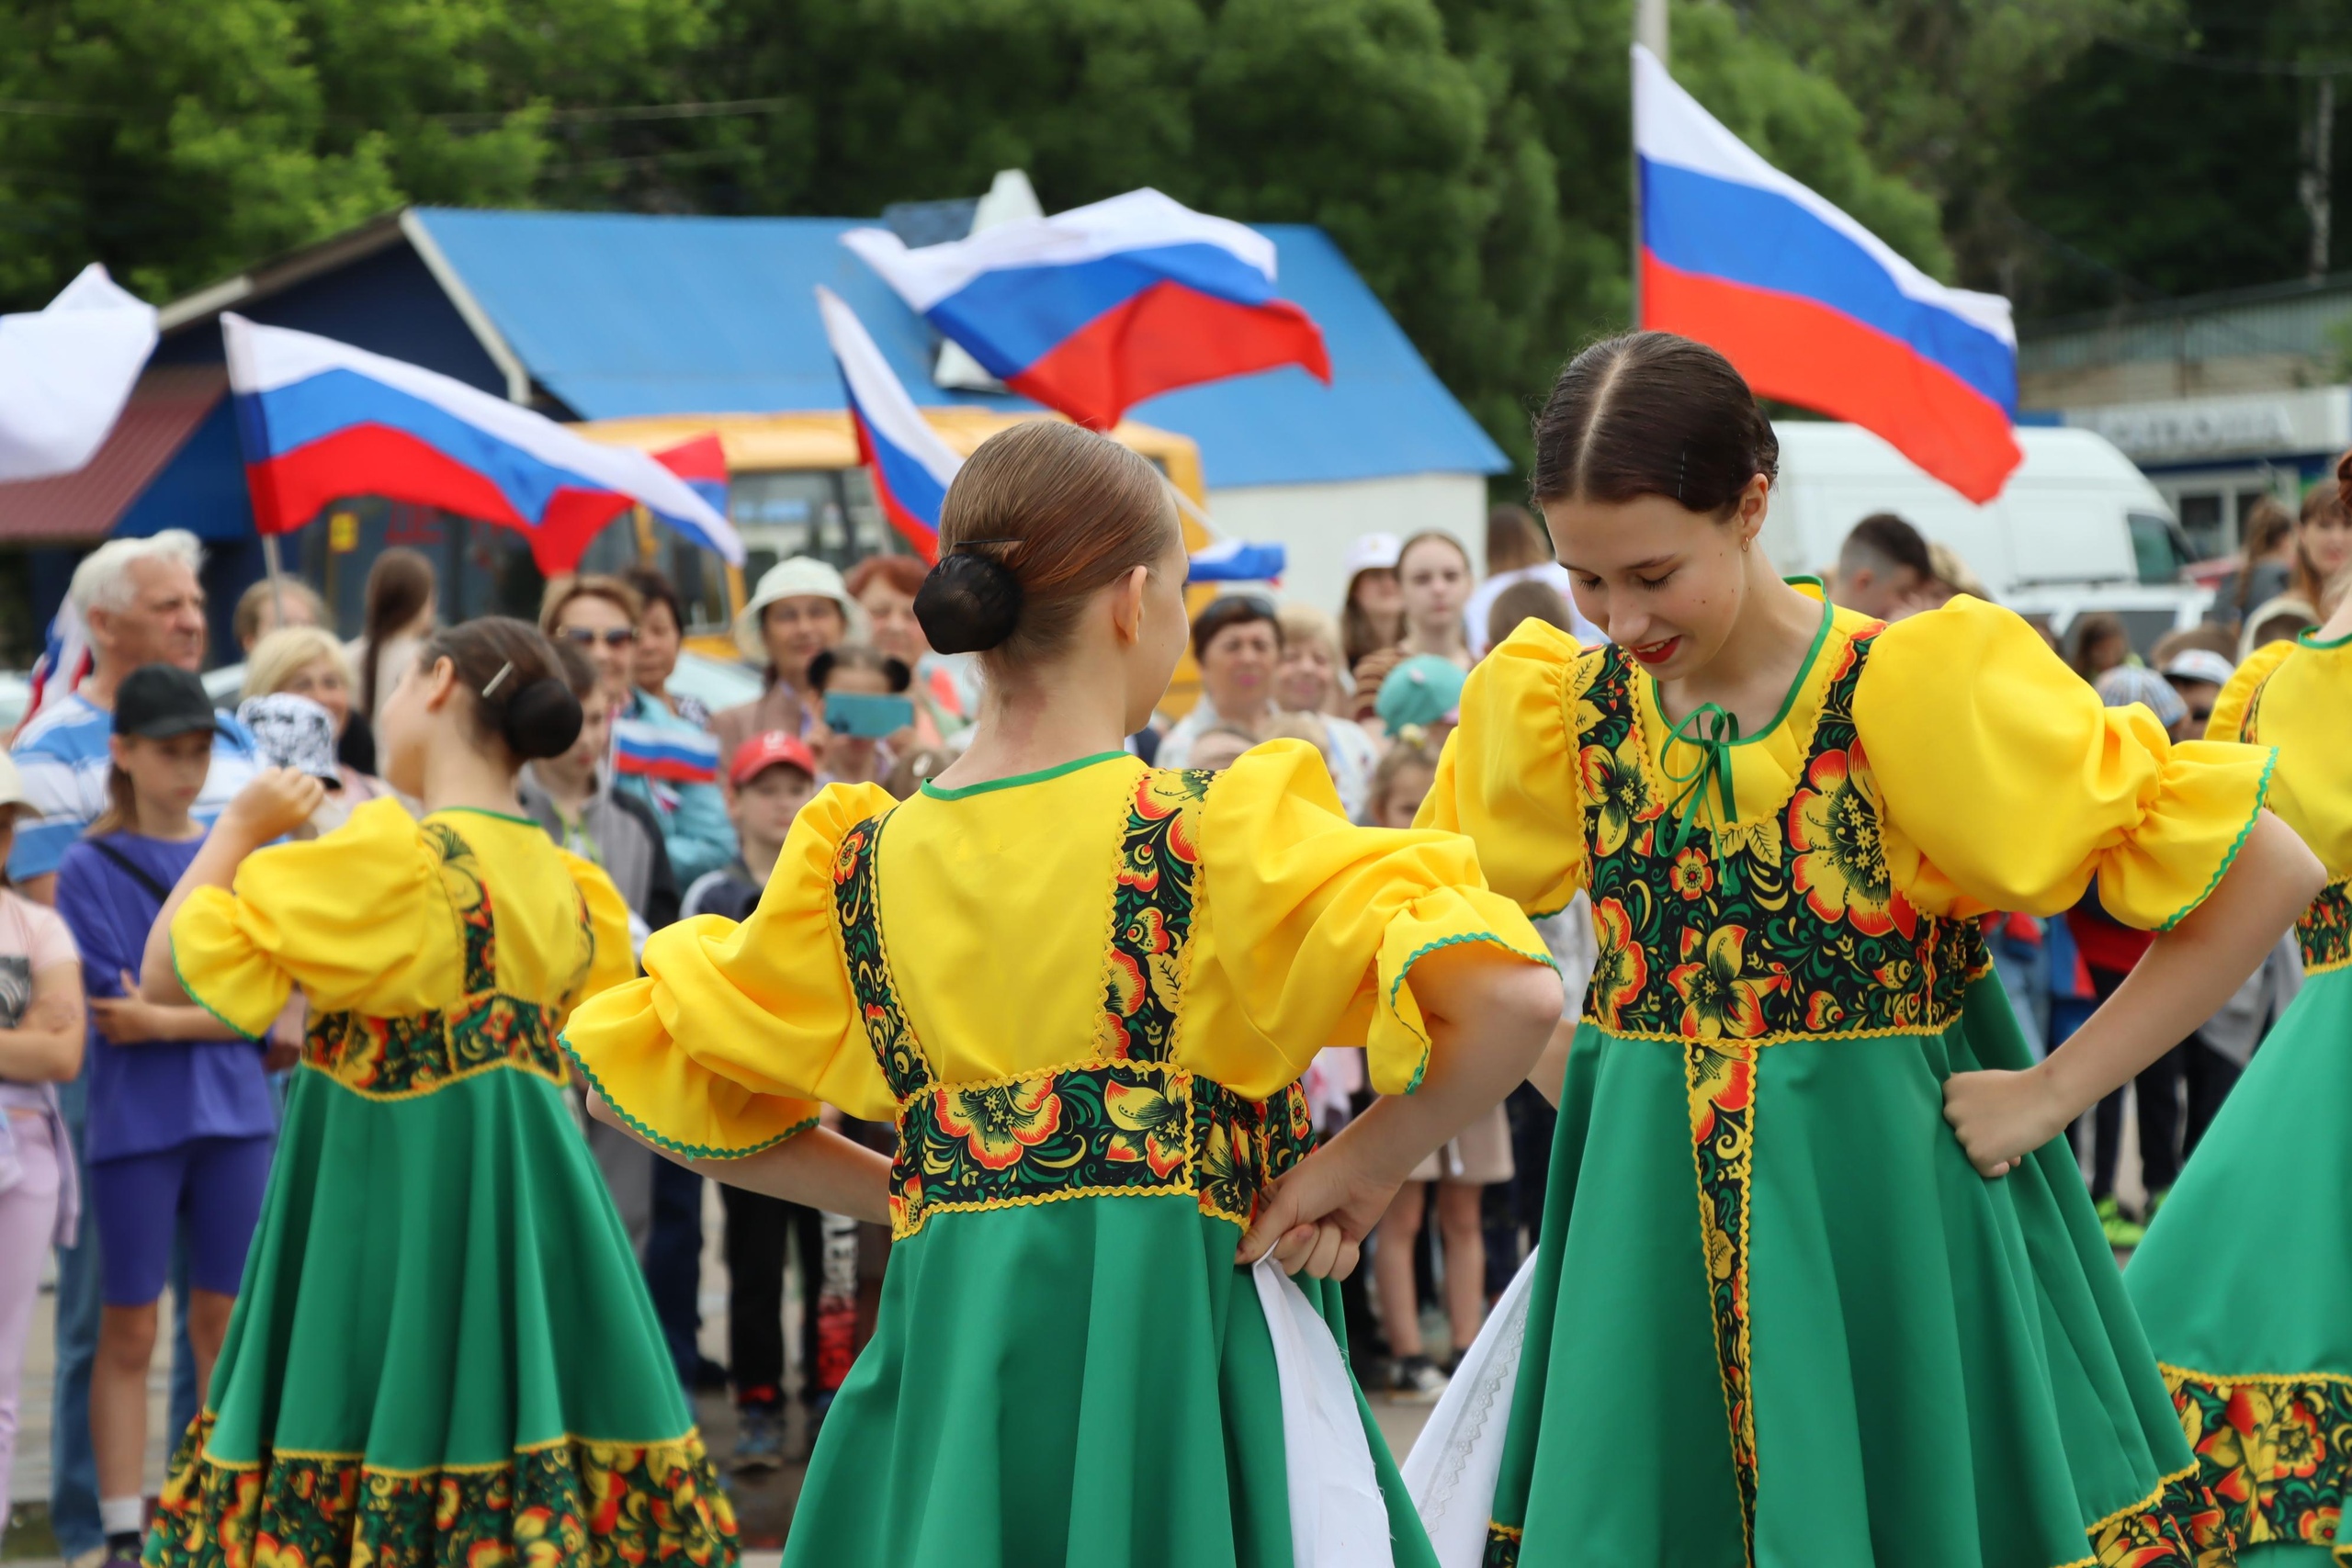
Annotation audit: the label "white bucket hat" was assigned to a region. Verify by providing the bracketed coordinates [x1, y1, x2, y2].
[735, 557, 869, 660]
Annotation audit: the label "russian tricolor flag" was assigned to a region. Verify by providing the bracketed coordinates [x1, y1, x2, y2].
[842, 188, 1331, 434]
[1634, 46, 2022, 504]
[222, 313, 745, 571]
[611, 718, 719, 785]
[816, 287, 963, 562]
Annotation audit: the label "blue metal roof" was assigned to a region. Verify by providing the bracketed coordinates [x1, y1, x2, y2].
[411, 208, 1509, 488]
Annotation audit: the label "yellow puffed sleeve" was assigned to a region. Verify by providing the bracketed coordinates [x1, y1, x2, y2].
[560, 782, 897, 1157]
[550, 848, 638, 1010]
[1182, 741, 1555, 1099]
[1854, 596, 2275, 929]
[2206, 637, 2297, 746]
[2233, 633, 2352, 875]
[171, 797, 466, 1040]
[1415, 619, 1592, 916]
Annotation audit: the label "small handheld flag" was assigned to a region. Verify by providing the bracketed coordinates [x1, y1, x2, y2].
[816, 287, 965, 561]
[610, 719, 720, 786]
[1634, 45, 2021, 503]
[843, 188, 1330, 433]
[1188, 539, 1286, 584]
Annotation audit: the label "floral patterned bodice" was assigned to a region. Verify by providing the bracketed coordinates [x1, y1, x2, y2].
[302, 822, 592, 1099]
[833, 767, 1315, 1241]
[2233, 668, 2349, 976]
[1574, 623, 1988, 1047]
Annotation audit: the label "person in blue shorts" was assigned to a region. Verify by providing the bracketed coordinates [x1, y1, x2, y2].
[53, 666, 276, 1568]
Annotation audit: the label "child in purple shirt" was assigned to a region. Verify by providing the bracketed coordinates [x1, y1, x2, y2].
[51, 665, 275, 1568]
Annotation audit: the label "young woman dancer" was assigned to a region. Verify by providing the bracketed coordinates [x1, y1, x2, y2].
[563, 420, 1566, 1568]
[131, 618, 873, 1568]
[2124, 454, 2352, 1565]
[1413, 332, 2320, 1568]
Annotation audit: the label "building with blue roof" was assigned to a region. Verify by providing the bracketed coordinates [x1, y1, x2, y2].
[2, 198, 1508, 637]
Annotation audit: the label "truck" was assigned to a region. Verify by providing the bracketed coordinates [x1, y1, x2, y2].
[1764, 422, 2208, 651]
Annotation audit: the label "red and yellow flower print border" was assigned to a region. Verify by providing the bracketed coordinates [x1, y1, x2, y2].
[148, 1413, 736, 1568]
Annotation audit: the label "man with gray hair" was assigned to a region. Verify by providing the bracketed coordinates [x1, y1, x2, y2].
[8, 531, 257, 903]
[5, 529, 254, 1568]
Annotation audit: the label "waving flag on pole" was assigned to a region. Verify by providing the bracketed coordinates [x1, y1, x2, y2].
[0, 264, 159, 483]
[1634, 45, 2021, 503]
[842, 188, 1331, 432]
[222, 313, 744, 572]
[816, 287, 963, 561]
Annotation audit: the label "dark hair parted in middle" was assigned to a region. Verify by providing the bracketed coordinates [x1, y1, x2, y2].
[913, 422, 1179, 664]
[1531, 332, 1779, 515]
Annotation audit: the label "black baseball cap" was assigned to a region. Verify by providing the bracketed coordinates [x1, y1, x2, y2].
[113, 664, 219, 741]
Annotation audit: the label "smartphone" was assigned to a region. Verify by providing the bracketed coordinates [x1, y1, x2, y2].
[824, 693, 914, 739]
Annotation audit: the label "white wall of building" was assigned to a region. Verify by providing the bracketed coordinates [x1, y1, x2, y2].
[1202, 471, 1489, 617]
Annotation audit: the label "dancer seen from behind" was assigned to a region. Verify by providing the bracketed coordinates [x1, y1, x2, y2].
[2125, 449, 2352, 1566]
[564, 421, 1565, 1568]
[133, 619, 829, 1568]
[1415, 332, 2319, 1568]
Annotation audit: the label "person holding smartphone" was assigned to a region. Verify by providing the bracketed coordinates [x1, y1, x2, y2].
[805, 646, 914, 788]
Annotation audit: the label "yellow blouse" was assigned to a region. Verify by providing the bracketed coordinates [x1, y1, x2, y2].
[563, 745, 1553, 1157]
[1421, 586, 2275, 931]
[2209, 631, 2352, 877]
[172, 799, 635, 1041]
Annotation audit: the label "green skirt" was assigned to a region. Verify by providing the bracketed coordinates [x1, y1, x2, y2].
[2127, 967, 2352, 1565]
[1482, 975, 2221, 1568]
[145, 1065, 735, 1568]
[778, 1190, 1435, 1568]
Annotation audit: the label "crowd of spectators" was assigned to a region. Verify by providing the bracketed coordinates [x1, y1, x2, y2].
[4, 462, 2344, 1507]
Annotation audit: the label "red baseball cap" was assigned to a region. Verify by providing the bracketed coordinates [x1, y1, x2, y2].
[729, 730, 818, 787]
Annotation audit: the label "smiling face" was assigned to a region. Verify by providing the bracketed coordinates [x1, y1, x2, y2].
[1544, 479, 1767, 682]
[1274, 635, 1336, 713]
[858, 581, 928, 665]
[554, 593, 637, 713]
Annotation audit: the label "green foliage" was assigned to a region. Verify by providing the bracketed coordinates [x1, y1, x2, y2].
[0, 0, 1945, 470]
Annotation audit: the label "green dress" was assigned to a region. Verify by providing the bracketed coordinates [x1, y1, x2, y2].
[563, 748, 1557, 1568]
[1420, 591, 2273, 1568]
[2127, 630, 2352, 1565]
[151, 802, 734, 1568]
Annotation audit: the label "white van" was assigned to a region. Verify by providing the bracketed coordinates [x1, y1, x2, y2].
[1765, 422, 2209, 650]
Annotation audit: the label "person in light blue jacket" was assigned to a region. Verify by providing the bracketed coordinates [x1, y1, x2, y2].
[543, 570, 738, 889]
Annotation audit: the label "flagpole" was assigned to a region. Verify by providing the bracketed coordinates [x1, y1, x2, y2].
[1633, 0, 1668, 330]
[261, 530, 288, 626]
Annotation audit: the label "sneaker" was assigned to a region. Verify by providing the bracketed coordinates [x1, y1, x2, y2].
[731, 1407, 785, 1473]
[2145, 1185, 2173, 1223]
[1389, 1354, 1449, 1403]
[2096, 1194, 2145, 1249]
[100, 1549, 141, 1568]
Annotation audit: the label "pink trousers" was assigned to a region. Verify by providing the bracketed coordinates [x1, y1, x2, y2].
[0, 1112, 62, 1543]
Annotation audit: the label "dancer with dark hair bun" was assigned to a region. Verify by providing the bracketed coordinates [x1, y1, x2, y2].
[123, 616, 872, 1568]
[566, 420, 1566, 1568]
[1408, 332, 2320, 1568]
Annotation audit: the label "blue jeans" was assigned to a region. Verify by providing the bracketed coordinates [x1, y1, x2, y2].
[52, 1083, 198, 1557]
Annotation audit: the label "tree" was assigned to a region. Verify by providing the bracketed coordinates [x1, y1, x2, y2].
[0, 0, 714, 307]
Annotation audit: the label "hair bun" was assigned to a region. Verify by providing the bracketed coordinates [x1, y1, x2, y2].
[914, 550, 1023, 654]
[501, 677, 584, 761]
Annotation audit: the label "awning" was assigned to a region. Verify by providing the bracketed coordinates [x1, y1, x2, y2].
[0, 365, 227, 543]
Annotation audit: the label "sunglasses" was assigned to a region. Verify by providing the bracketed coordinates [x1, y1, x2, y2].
[561, 626, 637, 648]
